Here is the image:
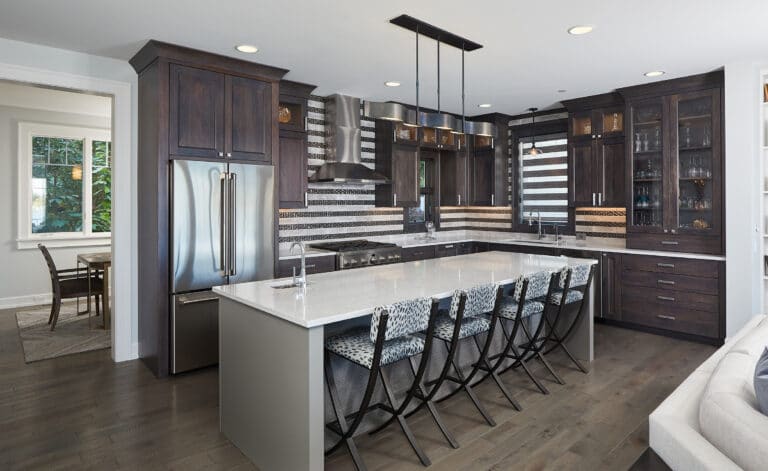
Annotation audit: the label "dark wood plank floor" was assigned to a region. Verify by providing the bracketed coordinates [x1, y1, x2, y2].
[0, 307, 714, 470]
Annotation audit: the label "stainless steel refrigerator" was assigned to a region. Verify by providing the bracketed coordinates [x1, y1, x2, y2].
[170, 160, 274, 373]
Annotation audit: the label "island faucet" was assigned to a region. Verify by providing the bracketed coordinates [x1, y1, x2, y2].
[528, 210, 544, 240]
[290, 241, 307, 287]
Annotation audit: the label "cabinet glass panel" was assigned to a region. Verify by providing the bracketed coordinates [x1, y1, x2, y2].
[278, 102, 302, 128]
[676, 95, 713, 231]
[440, 130, 455, 147]
[630, 100, 664, 228]
[601, 110, 623, 135]
[572, 115, 592, 137]
[394, 123, 418, 143]
[421, 127, 437, 146]
[474, 135, 493, 149]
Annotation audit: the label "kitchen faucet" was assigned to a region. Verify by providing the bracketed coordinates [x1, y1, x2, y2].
[290, 241, 307, 287]
[528, 211, 544, 240]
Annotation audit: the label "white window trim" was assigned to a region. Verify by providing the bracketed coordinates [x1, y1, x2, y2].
[17, 122, 112, 249]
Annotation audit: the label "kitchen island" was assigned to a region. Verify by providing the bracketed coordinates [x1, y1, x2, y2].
[214, 251, 597, 471]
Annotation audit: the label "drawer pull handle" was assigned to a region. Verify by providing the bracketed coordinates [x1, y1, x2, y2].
[305, 264, 316, 269]
[661, 241, 679, 246]
[657, 263, 675, 269]
[656, 314, 676, 321]
[657, 295, 676, 302]
[444, 245, 454, 249]
[657, 279, 675, 285]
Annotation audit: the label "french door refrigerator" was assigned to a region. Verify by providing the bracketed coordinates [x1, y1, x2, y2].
[170, 160, 274, 373]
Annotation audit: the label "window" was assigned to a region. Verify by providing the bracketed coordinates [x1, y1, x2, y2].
[18, 123, 111, 248]
[517, 132, 568, 225]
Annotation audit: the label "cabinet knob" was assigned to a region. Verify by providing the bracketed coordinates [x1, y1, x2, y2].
[597, 134, 602, 138]
[592, 134, 596, 139]
[226, 152, 232, 158]
[664, 229, 669, 233]
[218, 151, 224, 157]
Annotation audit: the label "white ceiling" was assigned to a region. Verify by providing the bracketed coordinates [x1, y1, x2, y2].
[0, 0, 766, 115]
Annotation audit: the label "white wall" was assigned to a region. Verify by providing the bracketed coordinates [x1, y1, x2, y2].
[0, 37, 138, 361]
[724, 61, 765, 337]
[0, 103, 110, 305]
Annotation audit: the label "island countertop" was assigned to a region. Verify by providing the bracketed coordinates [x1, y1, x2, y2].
[214, 251, 596, 328]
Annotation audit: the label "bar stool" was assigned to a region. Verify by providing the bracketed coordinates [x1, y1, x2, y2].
[491, 271, 563, 393]
[422, 283, 515, 428]
[324, 296, 441, 470]
[542, 264, 596, 374]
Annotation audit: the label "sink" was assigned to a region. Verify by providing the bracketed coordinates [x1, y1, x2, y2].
[503, 238, 560, 246]
[270, 280, 309, 289]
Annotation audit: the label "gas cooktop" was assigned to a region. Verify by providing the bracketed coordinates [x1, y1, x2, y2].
[309, 240, 398, 252]
[309, 240, 402, 270]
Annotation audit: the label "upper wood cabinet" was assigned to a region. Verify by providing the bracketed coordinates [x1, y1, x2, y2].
[619, 72, 724, 255]
[440, 150, 468, 206]
[374, 120, 420, 207]
[469, 147, 496, 206]
[563, 93, 626, 208]
[278, 80, 315, 209]
[169, 63, 275, 162]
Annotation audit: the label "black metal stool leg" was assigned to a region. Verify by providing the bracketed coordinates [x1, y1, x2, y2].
[450, 355, 496, 426]
[472, 336, 522, 411]
[519, 316, 565, 385]
[407, 356, 459, 449]
[379, 370, 431, 467]
[498, 319, 550, 395]
[559, 342, 589, 373]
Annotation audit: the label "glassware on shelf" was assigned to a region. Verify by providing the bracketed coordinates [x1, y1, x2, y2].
[654, 127, 661, 150]
[702, 127, 711, 147]
[612, 113, 620, 131]
[642, 132, 649, 152]
[635, 132, 642, 152]
[682, 126, 692, 148]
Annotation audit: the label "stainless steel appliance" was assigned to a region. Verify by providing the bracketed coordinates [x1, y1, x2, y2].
[309, 240, 401, 270]
[171, 160, 274, 373]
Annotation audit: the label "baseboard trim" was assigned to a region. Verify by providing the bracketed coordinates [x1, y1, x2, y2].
[0, 293, 53, 310]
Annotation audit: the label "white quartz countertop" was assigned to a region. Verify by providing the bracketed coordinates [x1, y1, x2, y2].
[278, 231, 724, 261]
[215, 251, 596, 328]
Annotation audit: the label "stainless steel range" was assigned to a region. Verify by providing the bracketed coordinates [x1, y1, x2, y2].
[309, 240, 402, 270]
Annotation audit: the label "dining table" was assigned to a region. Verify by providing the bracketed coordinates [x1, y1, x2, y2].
[77, 252, 111, 330]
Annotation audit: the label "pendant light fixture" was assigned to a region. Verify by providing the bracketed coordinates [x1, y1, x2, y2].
[420, 39, 458, 130]
[528, 107, 540, 155]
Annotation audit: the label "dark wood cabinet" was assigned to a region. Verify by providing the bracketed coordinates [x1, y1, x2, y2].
[402, 245, 436, 262]
[278, 81, 315, 209]
[169, 64, 225, 159]
[469, 148, 495, 206]
[563, 93, 626, 208]
[600, 252, 620, 320]
[276, 255, 335, 278]
[439, 151, 468, 206]
[620, 72, 724, 255]
[278, 131, 308, 208]
[169, 63, 275, 163]
[131, 40, 287, 377]
[375, 121, 420, 207]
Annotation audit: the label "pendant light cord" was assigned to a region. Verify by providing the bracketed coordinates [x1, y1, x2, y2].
[436, 39, 440, 113]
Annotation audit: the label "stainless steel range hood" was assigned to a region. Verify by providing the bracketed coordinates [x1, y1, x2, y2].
[309, 94, 389, 184]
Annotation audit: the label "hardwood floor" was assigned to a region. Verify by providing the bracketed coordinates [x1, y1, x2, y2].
[0, 307, 714, 470]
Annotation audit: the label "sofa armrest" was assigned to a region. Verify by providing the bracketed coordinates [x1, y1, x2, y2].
[650, 414, 740, 471]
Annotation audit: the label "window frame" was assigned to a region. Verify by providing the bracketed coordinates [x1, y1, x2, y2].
[508, 118, 574, 234]
[17, 122, 112, 249]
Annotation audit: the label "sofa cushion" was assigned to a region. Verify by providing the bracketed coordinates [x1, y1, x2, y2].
[756, 348, 768, 415]
[699, 351, 768, 471]
[730, 316, 768, 357]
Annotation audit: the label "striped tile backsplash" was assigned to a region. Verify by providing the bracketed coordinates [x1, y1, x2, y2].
[575, 207, 626, 238]
[439, 207, 513, 232]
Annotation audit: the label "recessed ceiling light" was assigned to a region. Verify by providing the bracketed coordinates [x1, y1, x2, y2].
[384, 81, 401, 87]
[568, 25, 593, 35]
[557, 89, 567, 93]
[644, 70, 665, 77]
[478, 103, 492, 108]
[235, 44, 258, 54]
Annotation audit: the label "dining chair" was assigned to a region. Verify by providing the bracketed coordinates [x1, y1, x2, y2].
[38, 244, 104, 331]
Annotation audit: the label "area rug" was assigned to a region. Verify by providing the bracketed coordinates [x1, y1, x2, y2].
[15, 302, 110, 363]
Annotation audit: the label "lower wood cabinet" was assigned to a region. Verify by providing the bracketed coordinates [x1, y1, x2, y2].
[402, 246, 436, 262]
[618, 254, 724, 341]
[276, 255, 336, 278]
[600, 252, 621, 320]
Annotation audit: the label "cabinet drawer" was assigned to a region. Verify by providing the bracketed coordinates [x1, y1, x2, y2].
[621, 270, 719, 295]
[402, 245, 436, 262]
[626, 233, 721, 255]
[622, 285, 719, 313]
[276, 255, 335, 278]
[621, 254, 720, 278]
[621, 305, 719, 338]
[435, 243, 458, 258]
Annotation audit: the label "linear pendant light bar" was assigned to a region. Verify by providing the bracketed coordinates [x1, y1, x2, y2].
[390, 14, 482, 51]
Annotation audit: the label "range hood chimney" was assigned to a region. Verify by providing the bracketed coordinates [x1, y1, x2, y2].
[309, 94, 389, 184]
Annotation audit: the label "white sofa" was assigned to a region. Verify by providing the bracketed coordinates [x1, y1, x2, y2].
[649, 314, 768, 471]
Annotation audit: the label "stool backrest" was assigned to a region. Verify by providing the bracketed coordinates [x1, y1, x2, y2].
[447, 283, 499, 320]
[370, 296, 432, 342]
[514, 271, 553, 302]
[566, 264, 591, 288]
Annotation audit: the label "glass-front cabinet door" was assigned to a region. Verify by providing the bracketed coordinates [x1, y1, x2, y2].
[672, 90, 721, 235]
[629, 98, 665, 231]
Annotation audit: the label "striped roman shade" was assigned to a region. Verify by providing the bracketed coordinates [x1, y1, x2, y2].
[517, 133, 568, 224]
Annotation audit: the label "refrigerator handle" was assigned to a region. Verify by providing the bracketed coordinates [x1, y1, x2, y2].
[220, 173, 228, 275]
[229, 172, 237, 276]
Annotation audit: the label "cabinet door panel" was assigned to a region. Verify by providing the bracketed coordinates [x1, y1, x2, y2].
[601, 253, 620, 320]
[392, 146, 419, 207]
[470, 149, 494, 206]
[440, 152, 468, 206]
[278, 131, 308, 208]
[599, 137, 626, 206]
[227, 75, 272, 162]
[169, 64, 225, 158]
[569, 139, 596, 207]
